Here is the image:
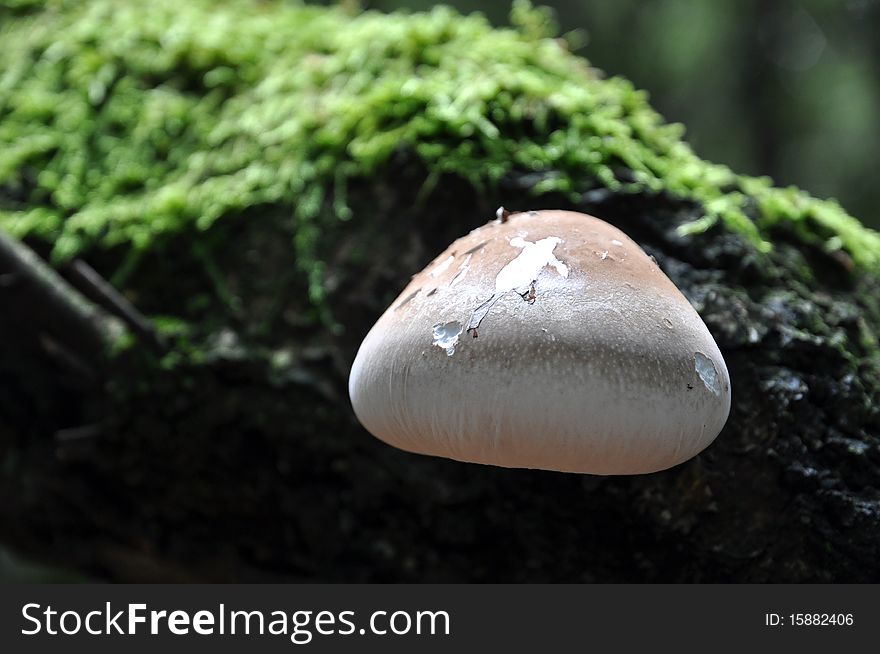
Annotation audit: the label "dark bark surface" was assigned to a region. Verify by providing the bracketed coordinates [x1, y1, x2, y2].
[1, 163, 878, 582]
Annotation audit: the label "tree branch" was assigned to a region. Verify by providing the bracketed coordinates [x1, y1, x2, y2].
[0, 229, 126, 367]
[66, 259, 164, 353]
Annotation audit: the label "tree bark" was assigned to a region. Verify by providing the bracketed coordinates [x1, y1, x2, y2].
[1, 169, 878, 583]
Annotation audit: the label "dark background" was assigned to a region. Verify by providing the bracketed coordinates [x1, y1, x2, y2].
[360, 0, 880, 229]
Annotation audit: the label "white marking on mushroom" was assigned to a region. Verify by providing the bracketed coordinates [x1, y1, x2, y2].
[448, 254, 472, 288]
[598, 250, 608, 260]
[466, 236, 568, 334]
[694, 352, 722, 395]
[466, 297, 497, 334]
[432, 321, 463, 356]
[611, 239, 623, 246]
[428, 255, 455, 278]
[497, 236, 568, 292]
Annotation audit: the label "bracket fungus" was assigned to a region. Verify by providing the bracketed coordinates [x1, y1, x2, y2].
[349, 209, 731, 474]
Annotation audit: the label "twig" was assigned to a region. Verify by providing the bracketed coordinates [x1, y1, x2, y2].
[67, 259, 164, 353]
[54, 423, 103, 443]
[0, 229, 126, 365]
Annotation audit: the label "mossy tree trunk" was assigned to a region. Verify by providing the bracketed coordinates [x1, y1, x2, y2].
[0, 0, 878, 582]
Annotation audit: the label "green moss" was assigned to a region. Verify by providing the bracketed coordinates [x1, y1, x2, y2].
[1, 0, 879, 305]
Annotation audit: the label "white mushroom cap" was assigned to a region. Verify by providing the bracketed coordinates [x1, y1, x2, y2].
[349, 210, 731, 475]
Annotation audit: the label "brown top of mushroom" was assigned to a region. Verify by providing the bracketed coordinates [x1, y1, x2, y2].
[349, 209, 731, 474]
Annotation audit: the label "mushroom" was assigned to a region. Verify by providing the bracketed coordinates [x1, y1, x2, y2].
[348, 209, 731, 474]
